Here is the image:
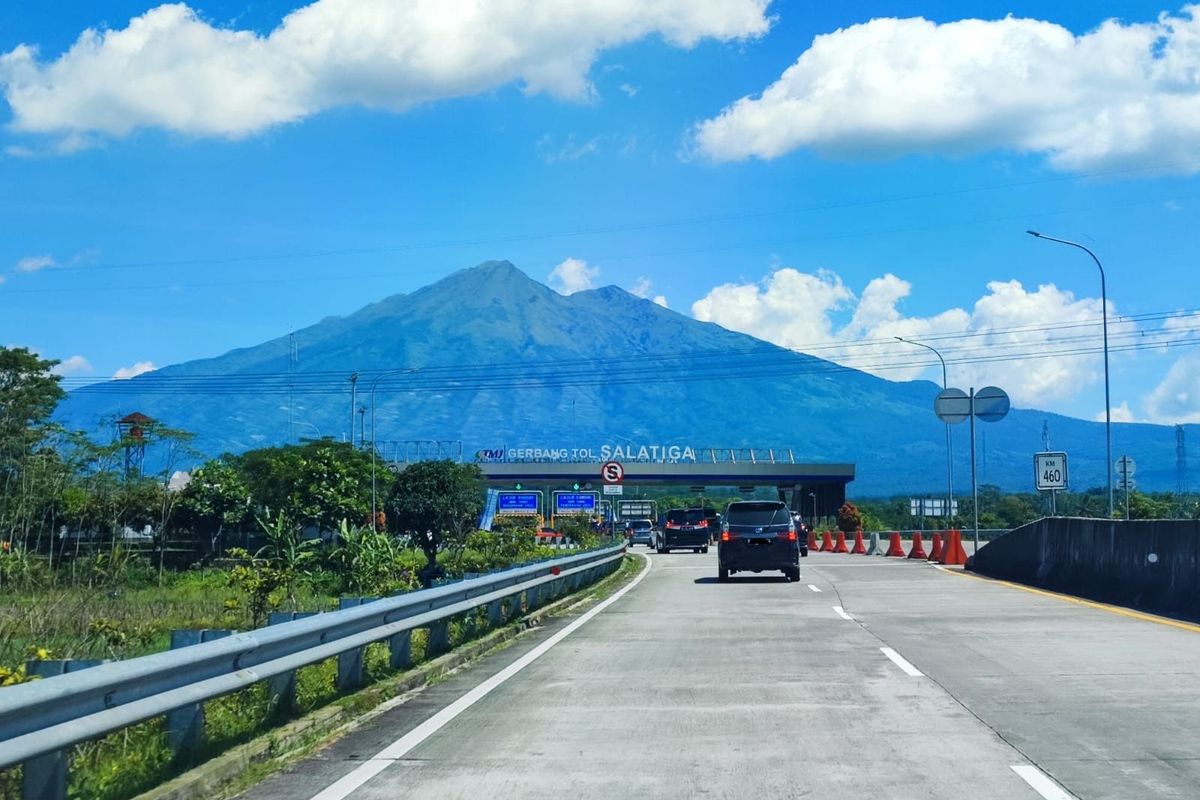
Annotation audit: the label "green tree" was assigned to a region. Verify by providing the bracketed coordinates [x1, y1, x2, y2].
[0, 347, 67, 548]
[236, 440, 373, 530]
[177, 457, 252, 549]
[387, 460, 483, 586]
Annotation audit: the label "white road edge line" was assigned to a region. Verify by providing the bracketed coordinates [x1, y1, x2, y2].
[832, 605, 853, 620]
[879, 646, 924, 677]
[807, 585, 822, 592]
[308, 553, 651, 800]
[1011, 765, 1073, 800]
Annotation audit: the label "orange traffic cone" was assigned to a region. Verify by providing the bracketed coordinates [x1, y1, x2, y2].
[850, 529, 867, 555]
[927, 532, 944, 562]
[820, 530, 834, 552]
[907, 531, 928, 559]
[807, 528, 819, 551]
[833, 530, 849, 553]
[940, 529, 969, 566]
[885, 532, 906, 557]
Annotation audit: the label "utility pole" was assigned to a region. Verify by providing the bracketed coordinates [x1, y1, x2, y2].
[358, 405, 366, 452]
[349, 373, 359, 447]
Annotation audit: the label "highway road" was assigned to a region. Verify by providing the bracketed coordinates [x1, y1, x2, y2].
[239, 549, 1200, 800]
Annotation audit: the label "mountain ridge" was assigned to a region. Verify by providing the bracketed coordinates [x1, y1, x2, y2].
[56, 260, 1192, 495]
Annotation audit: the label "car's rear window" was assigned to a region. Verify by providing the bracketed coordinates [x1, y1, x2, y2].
[725, 503, 791, 526]
[629, 520, 652, 530]
[667, 509, 706, 524]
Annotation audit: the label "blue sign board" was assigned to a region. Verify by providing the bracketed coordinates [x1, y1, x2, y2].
[555, 492, 597, 513]
[497, 492, 539, 513]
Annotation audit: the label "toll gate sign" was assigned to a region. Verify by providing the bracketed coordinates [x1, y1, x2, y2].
[554, 492, 598, 514]
[497, 492, 540, 514]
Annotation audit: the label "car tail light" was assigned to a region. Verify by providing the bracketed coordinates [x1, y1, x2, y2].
[777, 528, 797, 541]
[720, 531, 731, 542]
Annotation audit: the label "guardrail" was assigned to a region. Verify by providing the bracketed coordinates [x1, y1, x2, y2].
[0, 542, 626, 799]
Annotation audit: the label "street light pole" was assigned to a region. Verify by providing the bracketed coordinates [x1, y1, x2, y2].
[1027, 231, 1113, 518]
[370, 368, 419, 526]
[896, 336, 954, 525]
[808, 491, 817, 532]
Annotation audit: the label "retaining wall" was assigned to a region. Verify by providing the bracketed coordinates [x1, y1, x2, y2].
[968, 517, 1200, 619]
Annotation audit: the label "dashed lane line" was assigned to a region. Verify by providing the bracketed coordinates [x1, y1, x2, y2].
[807, 585, 822, 592]
[1011, 765, 1074, 799]
[879, 646, 924, 677]
[832, 605, 853, 620]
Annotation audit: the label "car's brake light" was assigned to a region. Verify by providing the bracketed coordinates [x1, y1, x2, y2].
[720, 531, 731, 542]
[777, 528, 797, 541]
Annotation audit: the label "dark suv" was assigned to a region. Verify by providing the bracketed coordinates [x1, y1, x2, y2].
[657, 508, 710, 554]
[718, 501, 800, 582]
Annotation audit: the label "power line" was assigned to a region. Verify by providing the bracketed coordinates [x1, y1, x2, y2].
[56, 306, 1200, 390]
[60, 335, 1200, 397]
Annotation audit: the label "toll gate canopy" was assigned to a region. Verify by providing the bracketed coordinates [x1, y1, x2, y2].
[465, 448, 854, 518]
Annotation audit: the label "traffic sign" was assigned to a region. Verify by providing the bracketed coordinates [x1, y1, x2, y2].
[496, 491, 540, 514]
[601, 461, 624, 484]
[553, 491, 598, 513]
[974, 386, 1010, 422]
[1115, 455, 1136, 476]
[1034, 452, 1068, 491]
[603, 484, 624, 495]
[934, 388, 971, 424]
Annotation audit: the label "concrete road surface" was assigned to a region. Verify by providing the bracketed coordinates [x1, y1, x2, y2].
[239, 548, 1200, 800]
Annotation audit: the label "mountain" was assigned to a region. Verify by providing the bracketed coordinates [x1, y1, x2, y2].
[56, 260, 1193, 496]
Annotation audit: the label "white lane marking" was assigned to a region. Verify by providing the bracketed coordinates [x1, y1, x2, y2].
[832, 605, 853, 620]
[807, 584, 822, 592]
[1011, 765, 1073, 800]
[879, 646, 924, 677]
[308, 554, 652, 800]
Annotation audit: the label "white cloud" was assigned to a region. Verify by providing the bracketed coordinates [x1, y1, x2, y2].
[1096, 401, 1137, 423]
[1144, 352, 1200, 423]
[694, 9, 1200, 172]
[1, 1, 770, 141]
[692, 266, 1133, 405]
[52, 355, 93, 376]
[653, 295, 669, 308]
[548, 258, 598, 295]
[113, 360, 157, 379]
[538, 133, 601, 164]
[630, 276, 653, 298]
[618, 82, 639, 97]
[15, 254, 55, 272]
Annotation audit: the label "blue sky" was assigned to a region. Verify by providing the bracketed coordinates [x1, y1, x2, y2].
[2, 0, 1199, 424]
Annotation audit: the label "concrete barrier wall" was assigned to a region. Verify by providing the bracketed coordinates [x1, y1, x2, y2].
[969, 517, 1200, 619]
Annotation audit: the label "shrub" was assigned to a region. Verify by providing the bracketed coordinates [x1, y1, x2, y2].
[836, 502, 863, 533]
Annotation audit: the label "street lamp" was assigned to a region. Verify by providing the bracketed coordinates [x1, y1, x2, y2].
[370, 368, 420, 525]
[896, 336, 954, 525]
[296, 421, 323, 440]
[808, 491, 817, 532]
[1027, 231, 1113, 518]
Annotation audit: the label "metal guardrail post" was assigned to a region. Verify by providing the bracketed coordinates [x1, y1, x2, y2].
[388, 630, 412, 670]
[336, 599, 377, 691]
[266, 611, 318, 713]
[166, 630, 233, 761]
[427, 621, 450, 656]
[487, 599, 504, 627]
[21, 659, 105, 800]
